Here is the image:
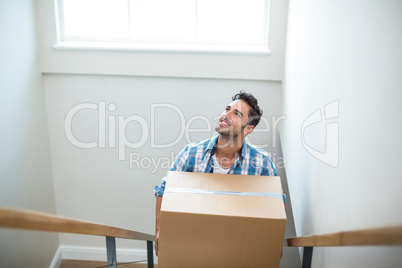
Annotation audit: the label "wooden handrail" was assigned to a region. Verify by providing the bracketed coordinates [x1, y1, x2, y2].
[0, 206, 155, 241]
[287, 225, 402, 247]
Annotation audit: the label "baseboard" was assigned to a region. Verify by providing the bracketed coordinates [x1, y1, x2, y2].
[49, 246, 62, 268]
[50, 245, 157, 267]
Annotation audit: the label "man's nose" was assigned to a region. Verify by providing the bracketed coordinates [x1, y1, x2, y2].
[223, 111, 231, 118]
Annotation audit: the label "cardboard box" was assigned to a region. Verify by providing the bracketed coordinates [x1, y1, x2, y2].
[158, 171, 287, 268]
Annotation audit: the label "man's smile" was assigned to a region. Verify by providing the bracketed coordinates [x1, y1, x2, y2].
[219, 118, 231, 127]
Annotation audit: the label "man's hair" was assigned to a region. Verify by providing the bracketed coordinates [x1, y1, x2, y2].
[232, 90, 263, 127]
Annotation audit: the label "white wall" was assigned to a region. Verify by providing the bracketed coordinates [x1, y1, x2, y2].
[282, 0, 402, 267]
[31, 0, 295, 264]
[44, 74, 283, 251]
[38, 0, 289, 250]
[0, 1, 59, 267]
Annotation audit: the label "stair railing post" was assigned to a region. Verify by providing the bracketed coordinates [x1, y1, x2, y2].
[147, 240, 154, 268]
[106, 236, 117, 268]
[302, 246, 313, 268]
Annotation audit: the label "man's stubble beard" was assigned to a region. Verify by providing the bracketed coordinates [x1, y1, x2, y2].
[215, 125, 245, 148]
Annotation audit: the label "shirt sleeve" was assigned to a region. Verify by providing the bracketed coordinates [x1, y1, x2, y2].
[154, 144, 191, 198]
[270, 157, 278, 176]
[261, 153, 278, 176]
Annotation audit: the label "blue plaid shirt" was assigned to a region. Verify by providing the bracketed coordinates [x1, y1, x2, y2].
[154, 134, 277, 197]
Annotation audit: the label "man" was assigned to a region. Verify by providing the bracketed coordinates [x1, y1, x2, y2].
[153, 91, 277, 256]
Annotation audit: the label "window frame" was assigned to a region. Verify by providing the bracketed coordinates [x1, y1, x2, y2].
[54, 0, 272, 55]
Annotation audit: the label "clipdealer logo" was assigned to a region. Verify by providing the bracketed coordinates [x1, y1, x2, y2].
[64, 102, 191, 161]
[64, 101, 287, 170]
[301, 100, 339, 167]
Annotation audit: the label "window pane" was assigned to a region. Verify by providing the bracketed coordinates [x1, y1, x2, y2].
[197, 0, 266, 44]
[130, 0, 196, 41]
[63, 0, 129, 39]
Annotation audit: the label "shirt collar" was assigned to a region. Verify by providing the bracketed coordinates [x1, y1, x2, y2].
[207, 134, 248, 159]
[240, 139, 248, 159]
[206, 134, 220, 151]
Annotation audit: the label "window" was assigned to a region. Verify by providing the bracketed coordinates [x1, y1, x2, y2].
[55, 0, 271, 54]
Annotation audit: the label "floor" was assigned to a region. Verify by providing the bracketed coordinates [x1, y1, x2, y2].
[60, 260, 157, 268]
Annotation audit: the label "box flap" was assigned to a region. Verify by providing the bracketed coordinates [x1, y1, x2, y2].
[161, 171, 286, 220]
[166, 171, 284, 193]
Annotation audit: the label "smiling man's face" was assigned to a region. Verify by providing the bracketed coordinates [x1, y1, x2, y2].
[215, 99, 254, 140]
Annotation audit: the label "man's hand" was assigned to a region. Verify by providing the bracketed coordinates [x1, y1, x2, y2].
[155, 196, 163, 256]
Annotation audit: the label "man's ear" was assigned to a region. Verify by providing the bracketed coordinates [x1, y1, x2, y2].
[244, 125, 255, 136]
